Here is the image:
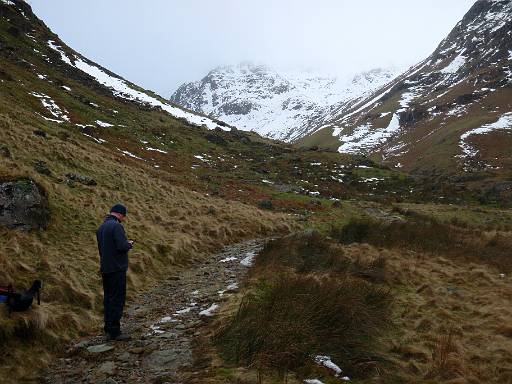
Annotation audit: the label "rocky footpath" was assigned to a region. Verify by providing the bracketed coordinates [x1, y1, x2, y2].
[42, 239, 265, 383]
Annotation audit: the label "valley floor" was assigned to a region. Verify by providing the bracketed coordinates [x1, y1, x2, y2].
[13, 207, 512, 384]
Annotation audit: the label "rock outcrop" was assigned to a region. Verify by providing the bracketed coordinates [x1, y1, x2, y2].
[0, 178, 50, 230]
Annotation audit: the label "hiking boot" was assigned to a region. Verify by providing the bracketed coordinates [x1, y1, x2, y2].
[106, 332, 131, 342]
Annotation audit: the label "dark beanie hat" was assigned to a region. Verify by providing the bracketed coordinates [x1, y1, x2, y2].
[110, 203, 127, 216]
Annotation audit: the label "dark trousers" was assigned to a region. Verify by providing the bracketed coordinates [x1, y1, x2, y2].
[102, 270, 126, 337]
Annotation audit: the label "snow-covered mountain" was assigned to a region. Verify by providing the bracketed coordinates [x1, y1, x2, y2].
[301, 0, 512, 177]
[170, 63, 400, 141]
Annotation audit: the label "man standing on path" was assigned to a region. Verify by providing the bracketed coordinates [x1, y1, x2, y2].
[96, 204, 134, 341]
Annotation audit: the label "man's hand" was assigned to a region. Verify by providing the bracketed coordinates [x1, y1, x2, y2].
[128, 240, 135, 247]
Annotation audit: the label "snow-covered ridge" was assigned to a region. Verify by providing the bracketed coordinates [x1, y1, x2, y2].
[46, 40, 228, 131]
[171, 63, 400, 142]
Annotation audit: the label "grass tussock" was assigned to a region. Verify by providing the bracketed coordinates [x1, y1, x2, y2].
[331, 217, 512, 272]
[216, 275, 391, 378]
[215, 232, 392, 381]
[254, 231, 349, 274]
[254, 231, 387, 282]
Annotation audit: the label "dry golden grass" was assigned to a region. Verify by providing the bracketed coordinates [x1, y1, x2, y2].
[0, 111, 299, 381]
[199, 222, 512, 384]
[341, 242, 512, 383]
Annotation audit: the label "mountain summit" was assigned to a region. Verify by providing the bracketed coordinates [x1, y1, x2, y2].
[170, 63, 400, 141]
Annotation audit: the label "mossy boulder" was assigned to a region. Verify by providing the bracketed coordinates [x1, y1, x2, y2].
[0, 178, 50, 230]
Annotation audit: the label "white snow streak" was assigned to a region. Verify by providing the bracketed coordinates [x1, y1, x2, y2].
[459, 113, 512, 158]
[240, 251, 257, 267]
[30, 92, 69, 122]
[95, 120, 114, 127]
[199, 304, 219, 317]
[47, 40, 226, 131]
[441, 50, 466, 74]
[146, 147, 168, 154]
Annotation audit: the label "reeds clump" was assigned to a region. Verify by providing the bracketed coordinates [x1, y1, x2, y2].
[216, 275, 391, 377]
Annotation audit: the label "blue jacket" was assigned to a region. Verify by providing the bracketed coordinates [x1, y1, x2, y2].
[96, 215, 132, 273]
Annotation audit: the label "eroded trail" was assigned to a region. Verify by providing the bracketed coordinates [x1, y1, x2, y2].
[43, 239, 265, 384]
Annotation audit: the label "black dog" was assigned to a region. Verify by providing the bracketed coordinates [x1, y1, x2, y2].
[6, 280, 42, 313]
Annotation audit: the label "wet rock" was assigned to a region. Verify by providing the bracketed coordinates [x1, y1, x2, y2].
[74, 340, 90, 349]
[128, 347, 146, 354]
[144, 347, 192, 373]
[258, 199, 273, 210]
[33, 129, 47, 138]
[156, 332, 178, 339]
[273, 183, 296, 193]
[0, 178, 50, 230]
[87, 344, 114, 354]
[117, 352, 131, 362]
[399, 107, 428, 127]
[65, 179, 76, 188]
[34, 160, 51, 176]
[97, 361, 115, 375]
[65, 173, 97, 186]
[240, 136, 250, 145]
[0, 145, 11, 158]
[205, 133, 227, 146]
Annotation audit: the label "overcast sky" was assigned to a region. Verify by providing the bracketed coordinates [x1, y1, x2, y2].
[27, 0, 474, 97]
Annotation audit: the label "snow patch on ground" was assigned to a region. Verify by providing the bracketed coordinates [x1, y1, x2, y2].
[226, 282, 239, 291]
[199, 304, 219, 317]
[313, 355, 350, 381]
[332, 127, 343, 137]
[459, 112, 512, 159]
[336, 86, 420, 154]
[174, 303, 197, 315]
[30, 92, 69, 122]
[240, 251, 257, 267]
[117, 148, 144, 160]
[337, 113, 401, 154]
[95, 120, 114, 127]
[146, 147, 168, 154]
[441, 50, 466, 74]
[219, 257, 238, 263]
[82, 133, 106, 144]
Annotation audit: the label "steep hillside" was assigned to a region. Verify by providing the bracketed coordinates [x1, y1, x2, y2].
[171, 63, 399, 141]
[300, 0, 512, 193]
